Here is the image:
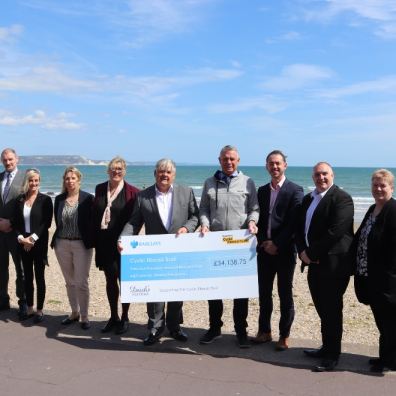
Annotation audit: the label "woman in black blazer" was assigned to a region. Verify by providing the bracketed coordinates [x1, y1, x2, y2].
[14, 169, 53, 323]
[51, 166, 93, 330]
[353, 169, 396, 373]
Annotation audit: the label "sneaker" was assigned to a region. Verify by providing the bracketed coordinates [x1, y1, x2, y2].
[199, 328, 222, 344]
[237, 333, 251, 349]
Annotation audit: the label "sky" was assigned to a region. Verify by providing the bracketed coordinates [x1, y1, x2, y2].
[1, 0, 396, 166]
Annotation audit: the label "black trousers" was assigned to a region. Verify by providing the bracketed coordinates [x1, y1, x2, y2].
[208, 298, 248, 335]
[308, 261, 350, 359]
[370, 298, 396, 367]
[0, 231, 26, 306]
[20, 244, 46, 310]
[257, 251, 296, 337]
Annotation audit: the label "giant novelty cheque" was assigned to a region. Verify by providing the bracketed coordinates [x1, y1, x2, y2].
[120, 229, 258, 303]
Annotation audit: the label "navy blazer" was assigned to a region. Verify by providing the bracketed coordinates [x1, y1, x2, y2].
[257, 178, 303, 254]
[13, 192, 53, 254]
[352, 198, 396, 305]
[51, 190, 94, 249]
[296, 185, 354, 275]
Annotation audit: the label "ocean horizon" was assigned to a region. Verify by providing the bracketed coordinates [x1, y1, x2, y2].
[19, 165, 395, 223]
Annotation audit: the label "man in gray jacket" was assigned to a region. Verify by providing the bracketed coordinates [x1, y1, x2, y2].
[199, 145, 259, 348]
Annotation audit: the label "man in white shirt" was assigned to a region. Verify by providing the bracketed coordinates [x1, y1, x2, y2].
[119, 158, 199, 345]
[0, 148, 27, 318]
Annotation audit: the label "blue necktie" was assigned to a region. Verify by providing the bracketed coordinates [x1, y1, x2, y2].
[3, 173, 11, 203]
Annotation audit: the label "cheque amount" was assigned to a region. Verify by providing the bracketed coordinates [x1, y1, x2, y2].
[213, 258, 247, 266]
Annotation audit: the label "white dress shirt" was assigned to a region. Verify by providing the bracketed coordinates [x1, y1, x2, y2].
[155, 185, 174, 231]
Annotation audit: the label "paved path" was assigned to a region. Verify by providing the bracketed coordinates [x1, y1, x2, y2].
[1, 309, 395, 395]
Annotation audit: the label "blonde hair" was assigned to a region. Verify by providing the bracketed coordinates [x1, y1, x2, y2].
[372, 169, 394, 188]
[62, 166, 82, 193]
[107, 156, 127, 173]
[22, 168, 40, 195]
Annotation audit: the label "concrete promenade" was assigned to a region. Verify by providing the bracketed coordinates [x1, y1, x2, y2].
[1, 308, 395, 396]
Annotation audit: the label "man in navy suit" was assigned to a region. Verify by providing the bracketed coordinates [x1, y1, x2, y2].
[297, 162, 354, 372]
[0, 148, 27, 318]
[253, 150, 303, 351]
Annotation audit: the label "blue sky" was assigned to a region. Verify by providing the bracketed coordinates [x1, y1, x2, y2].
[1, 0, 396, 166]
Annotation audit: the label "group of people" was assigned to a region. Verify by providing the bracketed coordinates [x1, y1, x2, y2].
[0, 146, 395, 374]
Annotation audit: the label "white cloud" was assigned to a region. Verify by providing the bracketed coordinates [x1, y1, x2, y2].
[261, 64, 333, 91]
[265, 31, 302, 44]
[304, 0, 396, 39]
[208, 97, 286, 114]
[318, 75, 396, 98]
[0, 110, 83, 130]
[0, 24, 24, 42]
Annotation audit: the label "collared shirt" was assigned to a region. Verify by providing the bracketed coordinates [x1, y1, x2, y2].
[155, 184, 174, 231]
[304, 184, 333, 246]
[1, 168, 18, 200]
[267, 175, 286, 238]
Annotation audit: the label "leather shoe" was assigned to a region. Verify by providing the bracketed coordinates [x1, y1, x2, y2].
[304, 348, 325, 358]
[314, 358, 338, 372]
[368, 358, 382, 365]
[101, 318, 118, 333]
[18, 304, 29, 321]
[61, 315, 80, 325]
[143, 330, 162, 346]
[275, 337, 289, 351]
[115, 319, 129, 335]
[169, 329, 188, 342]
[81, 321, 91, 330]
[33, 313, 44, 324]
[251, 331, 272, 344]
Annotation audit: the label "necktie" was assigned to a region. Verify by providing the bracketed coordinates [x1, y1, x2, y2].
[3, 173, 11, 203]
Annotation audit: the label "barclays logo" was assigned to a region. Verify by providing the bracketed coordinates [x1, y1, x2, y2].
[130, 240, 161, 249]
[130, 240, 138, 249]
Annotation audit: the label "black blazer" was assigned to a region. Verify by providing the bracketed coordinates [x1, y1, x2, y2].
[13, 192, 53, 254]
[296, 185, 354, 275]
[352, 198, 396, 305]
[257, 179, 303, 254]
[0, 169, 24, 220]
[51, 190, 94, 249]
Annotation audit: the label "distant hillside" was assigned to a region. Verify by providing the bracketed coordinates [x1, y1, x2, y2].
[19, 155, 155, 166]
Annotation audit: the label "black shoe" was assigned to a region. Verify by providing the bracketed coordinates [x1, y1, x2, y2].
[101, 318, 118, 333]
[237, 333, 251, 349]
[314, 358, 338, 372]
[61, 315, 80, 325]
[18, 304, 29, 321]
[304, 348, 325, 358]
[0, 302, 10, 311]
[199, 328, 222, 344]
[169, 329, 188, 342]
[33, 313, 44, 324]
[368, 358, 382, 365]
[81, 321, 91, 330]
[370, 362, 387, 373]
[143, 330, 162, 346]
[115, 319, 129, 335]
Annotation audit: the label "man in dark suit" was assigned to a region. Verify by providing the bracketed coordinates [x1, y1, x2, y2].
[0, 148, 27, 318]
[119, 158, 199, 345]
[297, 162, 354, 372]
[254, 150, 303, 351]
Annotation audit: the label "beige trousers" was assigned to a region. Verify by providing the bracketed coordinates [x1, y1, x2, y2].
[54, 239, 93, 318]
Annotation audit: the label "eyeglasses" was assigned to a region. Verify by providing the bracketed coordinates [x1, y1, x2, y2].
[110, 167, 124, 172]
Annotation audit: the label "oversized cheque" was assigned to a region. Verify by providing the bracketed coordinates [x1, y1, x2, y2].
[120, 229, 258, 302]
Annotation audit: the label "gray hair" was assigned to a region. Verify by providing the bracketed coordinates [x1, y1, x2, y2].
[219, 145, 239, 159]
[22, 168, 40, 195]
[154, 158, 176, 174]
[372, 169, 394, 188]
[1, 148, 17, 160]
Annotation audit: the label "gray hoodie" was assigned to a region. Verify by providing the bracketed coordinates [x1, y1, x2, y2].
[199, 170, 259, 231]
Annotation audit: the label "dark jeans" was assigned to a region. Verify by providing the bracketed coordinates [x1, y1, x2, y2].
[257, 251, 296, 337]
[20, 245, 46, 310]
[0, 231, 26, 306]
[308, 263, 350, 359]
[371, 298, 396, 367]
[208, 298, 248, 335]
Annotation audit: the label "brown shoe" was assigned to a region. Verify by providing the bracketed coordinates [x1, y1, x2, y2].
[252, 332, 272, 344]
[275, 337, 289, 351]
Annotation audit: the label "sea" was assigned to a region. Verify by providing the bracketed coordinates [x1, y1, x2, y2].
[20, 165, 396, 223]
